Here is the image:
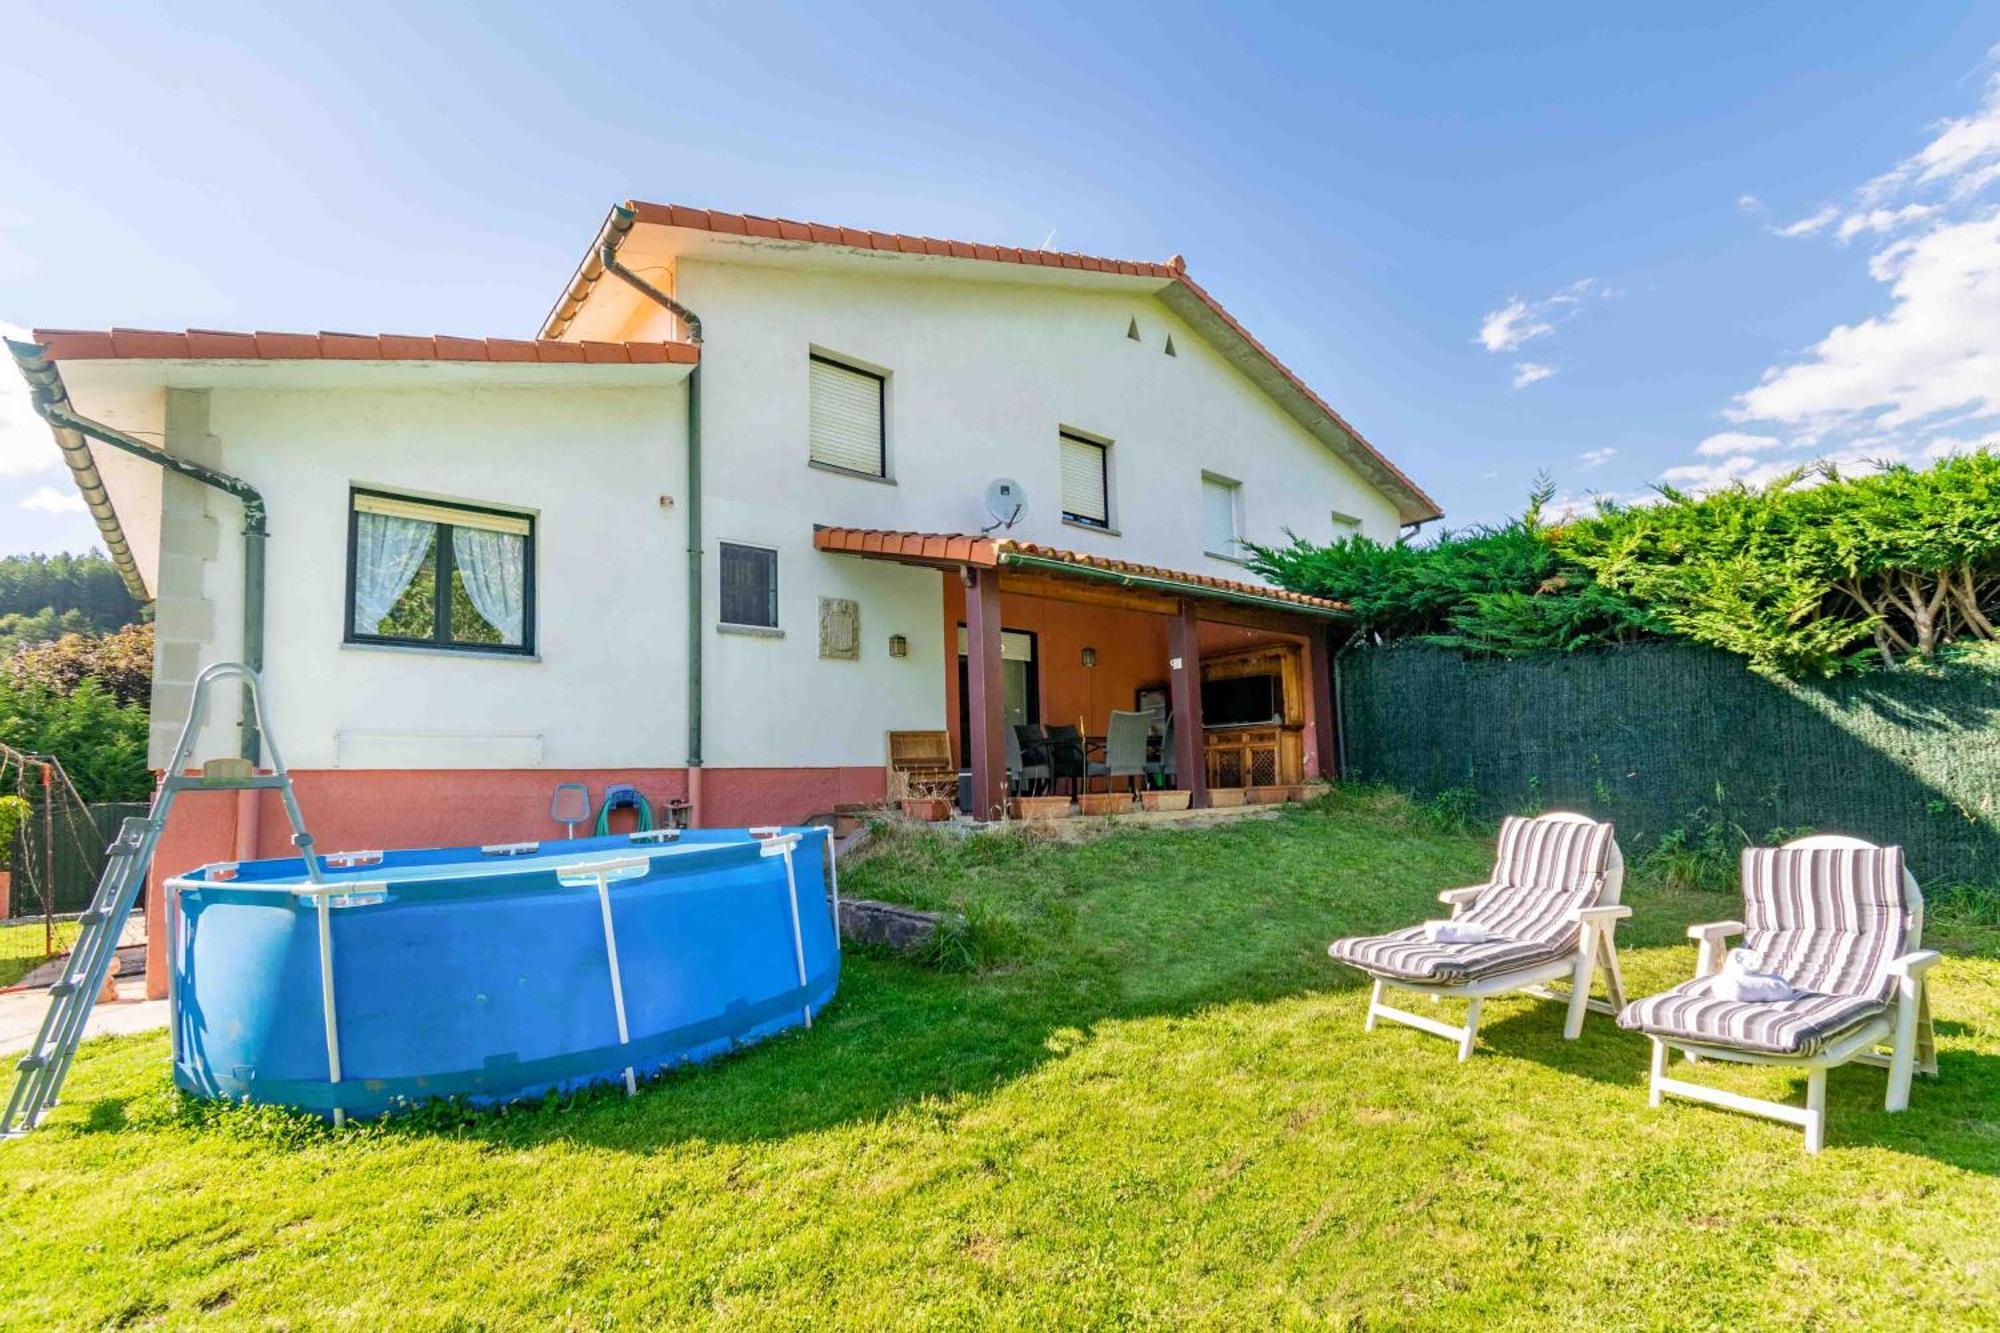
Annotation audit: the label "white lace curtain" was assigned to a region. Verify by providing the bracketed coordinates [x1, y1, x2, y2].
[452, 527, 526, 645]
[351, 513, 432, 635]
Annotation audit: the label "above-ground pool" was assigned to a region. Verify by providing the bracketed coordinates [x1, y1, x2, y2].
[166, 827, 840, 1120]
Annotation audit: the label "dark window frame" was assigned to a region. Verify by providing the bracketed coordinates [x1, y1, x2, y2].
[343, 487, 538, 656]
[808, 352, 888, 479]
[718, 540, 781, 629]
[1060, 430, 1111, 528]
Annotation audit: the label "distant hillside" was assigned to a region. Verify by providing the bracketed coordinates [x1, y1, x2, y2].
[0, 552, 146, 656]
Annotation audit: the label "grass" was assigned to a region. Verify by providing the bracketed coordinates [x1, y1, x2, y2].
[2, 791, 1998, 1328]
[0, 917, 79, 988]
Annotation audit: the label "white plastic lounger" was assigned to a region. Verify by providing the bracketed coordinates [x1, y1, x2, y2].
[1618, 835, 1939, 1154]
[1327, 812, 1630, 1060]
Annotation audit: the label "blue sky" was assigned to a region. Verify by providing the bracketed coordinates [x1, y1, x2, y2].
[4, 2, 1998, 554]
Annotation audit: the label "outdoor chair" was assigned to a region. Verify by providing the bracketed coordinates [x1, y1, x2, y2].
[1088, 710, 1153, 794]
[1327, 812, 1630, 1060]
[1044, 723, 1087, 796]
[1012, 724, 1053, 795]
[1007, 723, 1051, 795]
[1617, 835, 1939, 1154]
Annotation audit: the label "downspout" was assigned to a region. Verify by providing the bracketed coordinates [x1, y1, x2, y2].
[592, 207, 707, 819]
[8, 340, 268, 765]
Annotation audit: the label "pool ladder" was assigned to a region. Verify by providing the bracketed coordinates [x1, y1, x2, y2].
[2, 663, 322, 1137]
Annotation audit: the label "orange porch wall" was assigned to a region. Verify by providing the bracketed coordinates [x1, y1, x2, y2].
[940, 577, 1325, 776]
[941, 577, 1171, 767]
[141, 765, 885, 998]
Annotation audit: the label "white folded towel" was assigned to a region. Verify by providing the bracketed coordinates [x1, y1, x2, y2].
[1709, 947, 1795, 1003]
[1423, 919, 1491, 944]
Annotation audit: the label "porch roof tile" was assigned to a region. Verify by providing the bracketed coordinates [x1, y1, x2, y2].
[812, 526, 1348, 617]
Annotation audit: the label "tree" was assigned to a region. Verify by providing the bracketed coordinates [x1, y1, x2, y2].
[1248, 478, 1660, 656]
[0, 677, 151, 804]
[6, 623, 154, 707]
[1559, 453, 2000, 676]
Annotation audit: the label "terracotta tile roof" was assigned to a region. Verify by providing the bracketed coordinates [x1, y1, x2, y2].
[32, 327, 699, 366]
[812, 526, 1349, 616]
[626, 201, 1187, 280]
[555, 202, 1437, 522]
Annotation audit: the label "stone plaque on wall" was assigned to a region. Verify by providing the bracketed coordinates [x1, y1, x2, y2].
[818, 596, 860, 660]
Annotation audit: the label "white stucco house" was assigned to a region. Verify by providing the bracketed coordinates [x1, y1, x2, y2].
[9, 201, 1438, 990]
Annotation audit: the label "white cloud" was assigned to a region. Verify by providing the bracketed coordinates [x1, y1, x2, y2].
[1774, 205, 1839, 238]
[0, 320, 60, 479]
[1478, 299, 1555, 353]
[1738, 194, 1764, 213]
[1477, 279, 1607, 361]
[20, 485, 85, 514]
[1836, 204, 1937, 241]
[1512, 361, 1557, 388]
[1694, 431, 1784, 457]
[1579, 447, 1615, 468]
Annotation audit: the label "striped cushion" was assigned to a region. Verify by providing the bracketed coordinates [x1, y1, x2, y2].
[1616, 980, 1887, 1058]
[1618, 845, 1916, 1057]
[1328, 923, 1573, 985]
[1328, 815, 1616, 987]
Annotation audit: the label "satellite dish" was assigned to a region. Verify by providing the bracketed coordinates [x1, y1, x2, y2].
[982, 478, 1026, 533]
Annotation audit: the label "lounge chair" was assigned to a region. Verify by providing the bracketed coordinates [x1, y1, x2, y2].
[1327, 812, 1630, 1060]
[1617, 835, 1940, 1154]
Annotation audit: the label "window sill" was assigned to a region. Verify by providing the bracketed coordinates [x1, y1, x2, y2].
[718, 622, 785, 639]
[1204, 549, 1250, 566]
[809, 460, 896, 485]
[1062, 517, 1120, 537]
[341, 639, 540, 663]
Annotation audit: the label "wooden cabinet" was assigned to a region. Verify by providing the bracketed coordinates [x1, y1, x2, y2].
[1203, 725, 1304, 789]
[1200, 643, 1306, 788]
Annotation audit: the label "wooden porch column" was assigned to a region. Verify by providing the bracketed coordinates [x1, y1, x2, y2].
[964, 566, 1008, 821]
[1167, 599, 1209, 808]
[1311, 626, 1340, 780]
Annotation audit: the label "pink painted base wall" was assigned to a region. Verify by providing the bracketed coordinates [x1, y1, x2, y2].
[141, 765, 886, 998]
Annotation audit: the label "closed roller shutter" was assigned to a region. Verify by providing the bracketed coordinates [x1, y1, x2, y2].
[809, 356, 885, 476]
[1060, 433, 1109, 526]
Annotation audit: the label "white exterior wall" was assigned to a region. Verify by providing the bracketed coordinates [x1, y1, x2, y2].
[643, 259, 1400, 767]
[146, 383, 688, 770]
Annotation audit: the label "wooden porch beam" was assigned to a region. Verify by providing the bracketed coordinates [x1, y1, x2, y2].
[964, 566, 1008, 821]
[1167, 599, 1209, 809]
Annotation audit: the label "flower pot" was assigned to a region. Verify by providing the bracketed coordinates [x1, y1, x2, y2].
[1247, 785, 1293, 805]
[899, 797, 952, 822]
[1009, 795, 1074, 821]
[1207, 788, 1248, 808]
[1139, 790, 1192, 812]
[1078, 792, 1133, 817]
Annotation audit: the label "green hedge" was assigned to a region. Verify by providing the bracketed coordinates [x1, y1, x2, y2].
[1339, 642, 2000, 889]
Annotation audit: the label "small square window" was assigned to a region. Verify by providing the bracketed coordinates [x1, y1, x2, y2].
[1060, 431, 1110, 527]
[719, 542, 779, 629]
[1330, 510, 1363, 537]
[346, 489, 534, 654]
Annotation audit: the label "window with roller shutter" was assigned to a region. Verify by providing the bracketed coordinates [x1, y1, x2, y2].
[1059, 431, 1110, 528]
[808, 354, 886, 477]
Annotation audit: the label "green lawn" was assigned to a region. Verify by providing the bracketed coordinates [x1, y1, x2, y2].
[0, 917, 79, 988]
[3, 793, 1997, 1328]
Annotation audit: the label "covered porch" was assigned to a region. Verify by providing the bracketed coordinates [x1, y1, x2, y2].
[813, 528, 1352, 820]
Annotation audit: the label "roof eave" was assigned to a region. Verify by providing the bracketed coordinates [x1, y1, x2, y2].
[4, 338, 150, 601]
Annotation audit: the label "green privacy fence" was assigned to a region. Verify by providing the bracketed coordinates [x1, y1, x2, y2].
[1338, 642, 2000, 889]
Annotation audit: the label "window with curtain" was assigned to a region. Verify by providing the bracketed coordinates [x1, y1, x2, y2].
[719, 542, 779, 629]
[346, 489, 535, 654]
[809, 354, 886, 477]
[1059, 431, 1110, 527]
[1202, 474, 1243, 559]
